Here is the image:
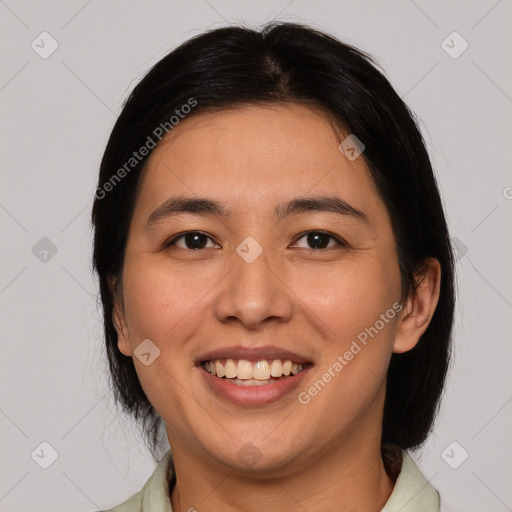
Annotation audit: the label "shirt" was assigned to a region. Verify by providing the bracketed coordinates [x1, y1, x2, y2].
[102, 448, 439, 512]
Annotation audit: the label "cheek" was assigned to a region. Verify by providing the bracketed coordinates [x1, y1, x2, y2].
[119, 256, 208, 421]
[295, 255, 401, 346]
[294, 261, 401, 426]
[121, 255, 211, 343]
[291, 254, 401, 415]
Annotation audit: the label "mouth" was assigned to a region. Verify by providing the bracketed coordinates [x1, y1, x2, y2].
[200, 358, 310, 386]
[196, 346, 313, 405]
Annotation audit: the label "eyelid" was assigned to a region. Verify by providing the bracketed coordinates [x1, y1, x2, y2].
[164, 231, 220, 249]
[290, 230, 346, 249]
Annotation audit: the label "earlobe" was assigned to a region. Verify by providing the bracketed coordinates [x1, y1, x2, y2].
[108, 275, 132, 357]
[393, 258, 441, 354]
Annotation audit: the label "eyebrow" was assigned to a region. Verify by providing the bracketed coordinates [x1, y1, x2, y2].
[145, 195, 368, 230]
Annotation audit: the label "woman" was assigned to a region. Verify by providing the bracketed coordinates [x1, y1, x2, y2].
[92, 22, 454, 512]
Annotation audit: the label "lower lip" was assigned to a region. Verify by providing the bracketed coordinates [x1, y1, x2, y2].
[198, 365, 312, 406]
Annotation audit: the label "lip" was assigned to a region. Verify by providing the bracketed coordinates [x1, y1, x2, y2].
[195, 345, 311, 365]
[198, 364, 312, 406]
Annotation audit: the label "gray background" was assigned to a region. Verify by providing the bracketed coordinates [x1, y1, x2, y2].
[1, 1, 511, 511]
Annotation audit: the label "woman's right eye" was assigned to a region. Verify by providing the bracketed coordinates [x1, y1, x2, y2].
[164, 231, 219, 250]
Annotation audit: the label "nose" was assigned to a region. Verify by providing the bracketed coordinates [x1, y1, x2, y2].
[213, 246, 294, 330]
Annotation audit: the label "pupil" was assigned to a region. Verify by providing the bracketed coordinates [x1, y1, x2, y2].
[185, 233, 207, 249]
[307, 232, 329, 249]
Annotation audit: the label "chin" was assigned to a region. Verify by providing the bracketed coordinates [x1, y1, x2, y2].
[202, 432, 307, 475]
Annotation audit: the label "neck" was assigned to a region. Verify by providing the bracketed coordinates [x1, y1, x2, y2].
[168, 428, 395, 512]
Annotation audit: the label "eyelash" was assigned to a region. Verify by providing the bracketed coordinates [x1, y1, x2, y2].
[163, 230, 346, 251]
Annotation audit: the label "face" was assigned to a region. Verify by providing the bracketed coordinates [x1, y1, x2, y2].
[113, 103, 414, 473]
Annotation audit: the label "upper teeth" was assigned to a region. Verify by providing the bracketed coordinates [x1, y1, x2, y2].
[203, 359, 304, 380]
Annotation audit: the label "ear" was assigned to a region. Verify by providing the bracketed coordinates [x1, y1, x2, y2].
[393, 258, 441, 354]
[108, 275, 132, 357]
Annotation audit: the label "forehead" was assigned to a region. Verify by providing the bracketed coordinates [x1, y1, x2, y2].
[136, 103, 383, 219]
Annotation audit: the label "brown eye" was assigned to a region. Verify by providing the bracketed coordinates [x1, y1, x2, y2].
[165, 232, 219, 250]
[292, 231, 343, 250]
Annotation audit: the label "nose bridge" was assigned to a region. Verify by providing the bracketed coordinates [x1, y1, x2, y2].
[213, 237, 293, 329]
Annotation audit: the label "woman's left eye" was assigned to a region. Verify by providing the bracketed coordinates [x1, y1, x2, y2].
[291, 231, 343, 250]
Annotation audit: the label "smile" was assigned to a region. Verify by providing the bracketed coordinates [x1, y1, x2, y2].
[202, 358, 306, 385]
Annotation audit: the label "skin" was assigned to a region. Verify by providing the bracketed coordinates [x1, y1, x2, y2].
[112, 103, 441, 512]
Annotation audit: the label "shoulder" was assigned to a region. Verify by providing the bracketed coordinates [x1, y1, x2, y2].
[381, 446, 440, 512]
[101, 489, 144, 512]
[100, 451, 174, 512]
